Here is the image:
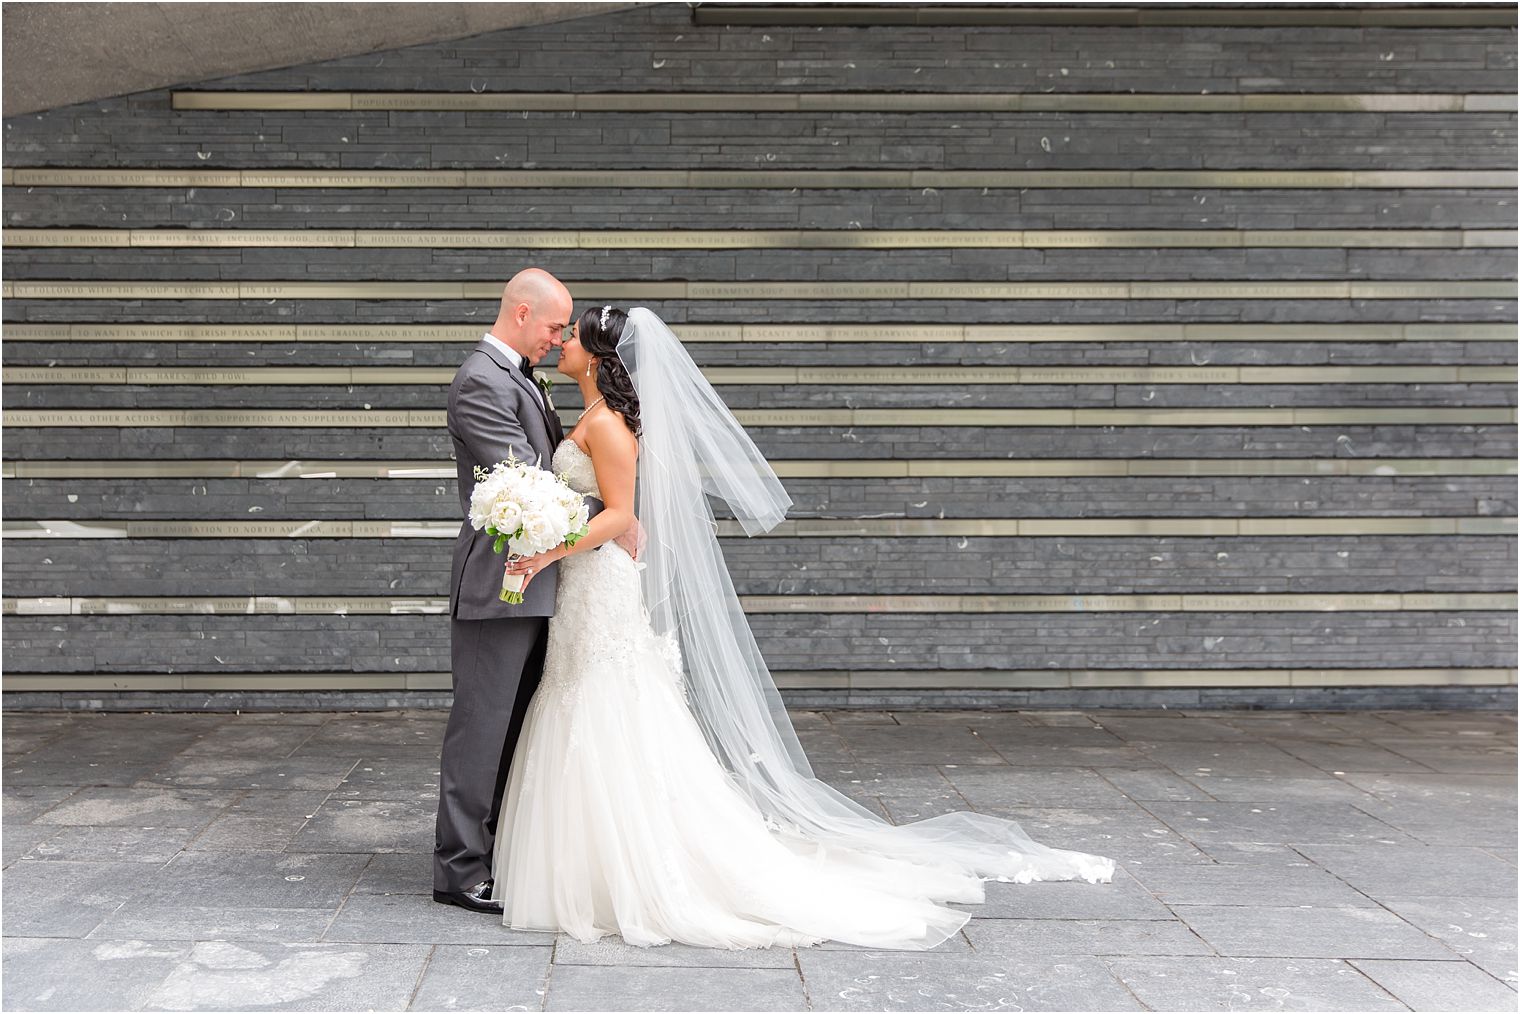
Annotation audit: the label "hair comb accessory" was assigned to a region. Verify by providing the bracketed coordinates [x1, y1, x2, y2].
[599, 305, 612, 329]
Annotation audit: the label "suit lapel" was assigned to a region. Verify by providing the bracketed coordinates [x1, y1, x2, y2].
[472, 339, 557, 438]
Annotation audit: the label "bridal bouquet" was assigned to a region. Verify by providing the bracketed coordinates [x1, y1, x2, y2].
[468, 453, 590, 603]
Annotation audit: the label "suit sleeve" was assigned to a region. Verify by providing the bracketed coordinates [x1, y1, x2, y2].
[453, 370, 541, 471]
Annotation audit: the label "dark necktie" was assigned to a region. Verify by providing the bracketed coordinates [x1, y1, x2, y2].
[519, 358, 534, 380]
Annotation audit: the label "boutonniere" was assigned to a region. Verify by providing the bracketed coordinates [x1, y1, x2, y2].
[535, 373, 555, 409]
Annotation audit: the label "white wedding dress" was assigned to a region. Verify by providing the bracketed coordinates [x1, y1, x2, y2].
[490, 437, 1114, 950]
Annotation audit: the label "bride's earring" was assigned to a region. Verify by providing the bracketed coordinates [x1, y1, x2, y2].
[585, 359, 594, 378]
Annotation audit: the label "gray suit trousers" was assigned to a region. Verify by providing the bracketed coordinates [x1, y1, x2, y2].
[433, 613, 549, 893]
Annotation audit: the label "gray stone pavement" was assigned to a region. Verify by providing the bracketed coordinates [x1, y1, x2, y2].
[1, 707, 1515, 1012]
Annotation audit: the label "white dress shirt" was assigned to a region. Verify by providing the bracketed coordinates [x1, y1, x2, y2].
[483, 332, 550, 414]
[482, 331, 522, 369]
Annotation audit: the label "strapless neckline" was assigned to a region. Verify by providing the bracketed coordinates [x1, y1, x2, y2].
[553, 437, 600, 498]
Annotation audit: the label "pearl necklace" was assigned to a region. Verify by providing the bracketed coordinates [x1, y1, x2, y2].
[580, 396, 605, 421]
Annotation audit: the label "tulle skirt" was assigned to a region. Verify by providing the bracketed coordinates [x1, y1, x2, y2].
[489, 541, 1105, 949]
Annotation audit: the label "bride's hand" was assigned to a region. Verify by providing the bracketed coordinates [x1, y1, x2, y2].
[504, 546, 565, 592]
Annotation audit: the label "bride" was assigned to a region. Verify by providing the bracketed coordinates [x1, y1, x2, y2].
[490, 305, 1116, 950]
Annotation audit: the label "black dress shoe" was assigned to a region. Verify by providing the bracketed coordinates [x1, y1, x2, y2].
[433, 879, 503, 914]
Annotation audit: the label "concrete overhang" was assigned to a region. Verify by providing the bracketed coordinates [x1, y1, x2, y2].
[2, 1, 651, 117]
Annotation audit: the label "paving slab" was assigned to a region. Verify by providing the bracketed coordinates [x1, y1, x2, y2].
[2, 937, 192, 1012]
[2, 727, 71, 756]
[1142, 743, 1330, 780]
[1377, 715, 1517, 738]
[176, 725, 319, 758]
[1217, 715, 1378, 742]
[221, 712, 332, 726]
[24, 825, 198, 864]
[1339, 772, 1517, 806]
[1333, 774, 1519, 847]
[1180, 774, 1389, 805]
[287, 718, 447, 758]
[1350, 958, 1519, 1012]
[1, 859, 155, 938]
[141, 940, 431, 1011]
[965, 917, 1212, 957]
[1107, 955, 1408, 1011]
[323, 892, 554, 946]
[1093, 766, 1210, 802]
[1294, 844, 1520, 900]
[1189, 842, 1316, 866]
[290, 797, 434, 853]
[941, 765, 1136, 808]
[1370, 744, 1518, 776]
[1145, 800, 1415, 847]
[791, 729, 857, 767]
[89, 905, 340, 945]
[1376, 896, 1519, 985]
[139, 851, 369, 910]
[1174, 904, 1465, 960]
[1, 826, 60, 867]
[544, 964, 808, 1012]
[825, 726, 1007, 766]
[352, 852, 433, 895]
[3, 757, 176, 788]
[187, 814, 313, 852]
[2, 785, 80, 823]
[985, 744, 1165, 770]
[808, 929, 974, 954]
[332, 757, 441, 801]
[141, 754, 357, 792]
[1090, 716, 1258, 743]
[408, 944, 554, 1011]
[822, 710, 902, 726]
[894, 709, 1042, 726]
[1129, 859, 1380, 908]
[980, 803, 1211, 866]
[1019, 711, 1103, 728]
[555, 935, 798, 968]
[1274, 740, 1447, 774]
[30, 788, 230, 831]
[798, 950, 1142, 1011]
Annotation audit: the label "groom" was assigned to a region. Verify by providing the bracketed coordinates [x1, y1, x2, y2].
[434, 267, 602, 912]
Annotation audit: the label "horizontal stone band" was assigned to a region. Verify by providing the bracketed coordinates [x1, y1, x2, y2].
[7, 228, 1513, 249]
[4, 280, 1513, 300]
[5, 168, 1513, 189]
[5, 593, 1513, 615]
[6, 518, 1513, 539]
[695, 6, 1519, 27]
[168, 91, 1520, 113]
[6, 408, 1514, 428]
[3, 322, 1511, 343]
[4, 458, 1513, 479]
[3, 668, 1513, 692]
[5, 407, 1514, 428]
[7, 365, 1512, 386]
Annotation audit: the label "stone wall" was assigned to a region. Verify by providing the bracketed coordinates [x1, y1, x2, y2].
[3, 3, 1515, 707]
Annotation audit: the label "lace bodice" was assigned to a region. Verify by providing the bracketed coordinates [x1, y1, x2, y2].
[553, 438, 600, 498]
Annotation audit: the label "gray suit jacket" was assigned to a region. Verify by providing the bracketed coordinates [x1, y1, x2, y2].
[447, 339, 601, 620]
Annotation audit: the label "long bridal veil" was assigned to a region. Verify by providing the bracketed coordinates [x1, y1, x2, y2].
[615, 308, 1116, 894]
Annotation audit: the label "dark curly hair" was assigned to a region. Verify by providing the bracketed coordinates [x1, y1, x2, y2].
[574, 305, 641, 436]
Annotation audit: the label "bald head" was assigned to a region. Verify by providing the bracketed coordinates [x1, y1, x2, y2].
[491, 267, 573, 365]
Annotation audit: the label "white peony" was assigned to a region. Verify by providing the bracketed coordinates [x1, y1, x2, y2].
[466, 453, 591, 602]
